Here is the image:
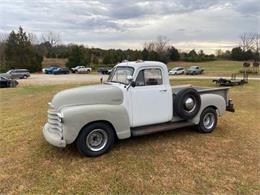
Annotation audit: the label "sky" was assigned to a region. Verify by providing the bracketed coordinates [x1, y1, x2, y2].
[0, 0, 259, 53]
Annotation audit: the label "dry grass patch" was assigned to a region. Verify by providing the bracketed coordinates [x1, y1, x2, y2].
[42, 58, 68, 68]
[0, 80, 259, 194]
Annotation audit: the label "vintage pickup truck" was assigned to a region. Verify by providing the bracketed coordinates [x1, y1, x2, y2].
[43, 61, 234, 157]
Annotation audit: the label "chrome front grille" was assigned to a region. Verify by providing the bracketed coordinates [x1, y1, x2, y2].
[47, 103, 63, 137]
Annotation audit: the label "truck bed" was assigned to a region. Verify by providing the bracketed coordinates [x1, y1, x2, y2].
[172, 85, 230, 103]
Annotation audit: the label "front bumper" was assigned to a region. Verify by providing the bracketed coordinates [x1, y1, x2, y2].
[226, 99, 235, 112]
[43, 123, 66, 147]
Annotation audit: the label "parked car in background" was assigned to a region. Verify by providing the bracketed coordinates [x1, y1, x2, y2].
[0, 76, 18, 88]
[97, 67, 112, 75]
[53, 67, 70, 75]
[186, 66, 204, 75]
[43, 66, 59, 74]
[76, 67, 92, 74]
[71, 66, 85, 73]
[5, 69, 30, 79]
[169, 67, 185, 75]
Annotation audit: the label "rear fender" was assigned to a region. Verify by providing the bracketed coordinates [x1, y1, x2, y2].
[191, 93, 226, 124]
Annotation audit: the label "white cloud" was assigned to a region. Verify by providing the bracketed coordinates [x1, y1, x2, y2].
[0, 0, 259, 53]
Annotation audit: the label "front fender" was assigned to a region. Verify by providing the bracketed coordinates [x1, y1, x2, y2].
[61, 104, 131, 144]
[191, 93, 226, 124]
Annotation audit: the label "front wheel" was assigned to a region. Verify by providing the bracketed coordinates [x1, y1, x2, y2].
[197, 107, 218, 133]
[76, 122, 115, 157]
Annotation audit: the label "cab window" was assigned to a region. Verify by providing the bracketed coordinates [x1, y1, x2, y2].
[135, 68, 163, 86]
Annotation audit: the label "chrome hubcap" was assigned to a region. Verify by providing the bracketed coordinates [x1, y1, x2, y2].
[184, 97, 196, 112]
[86, 129, 108, 152]
[203, 113, 215, 129]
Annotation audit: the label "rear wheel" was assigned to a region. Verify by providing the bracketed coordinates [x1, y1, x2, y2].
[197, 107, 218, 133]
[76, 122, 115, 157]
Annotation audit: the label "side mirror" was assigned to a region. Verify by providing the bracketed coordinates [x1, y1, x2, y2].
[126, 76, 135, 90]
[126, 75, 133, 82]
[131, 81, 136, 87]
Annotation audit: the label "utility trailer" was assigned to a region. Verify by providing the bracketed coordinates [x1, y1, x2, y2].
[213, 72, 248, 86]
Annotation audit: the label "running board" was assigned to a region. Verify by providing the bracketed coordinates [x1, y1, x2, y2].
[131, 121, 194, 137]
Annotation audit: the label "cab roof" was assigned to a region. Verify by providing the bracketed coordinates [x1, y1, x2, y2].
[116, 60, 167, 69]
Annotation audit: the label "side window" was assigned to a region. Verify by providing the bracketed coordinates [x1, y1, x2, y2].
[135, 68, 163, 86]
[135, 70, 145, 86]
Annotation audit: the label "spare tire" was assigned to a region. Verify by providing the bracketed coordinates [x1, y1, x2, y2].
[173, 88, 201, 119]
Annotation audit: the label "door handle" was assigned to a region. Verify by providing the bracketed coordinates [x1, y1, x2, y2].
[159, 89, 167, 92]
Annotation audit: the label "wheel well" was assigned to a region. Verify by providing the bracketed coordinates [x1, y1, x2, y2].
[205, 105, 219, 115]
[78, 120, 118, 139]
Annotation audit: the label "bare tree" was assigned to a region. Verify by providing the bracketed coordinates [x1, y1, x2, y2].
[144, 41, 156, 51]
[144, 35, 170, 53]
[156, 35, 170, 54]
[143, 36, 170, 62]
[215, 49, 223, 57]
[28, 33, 39, 45]
[240, 32, 256, 51]
[41, 31, 61, 46]
[254, 33, 259, 54]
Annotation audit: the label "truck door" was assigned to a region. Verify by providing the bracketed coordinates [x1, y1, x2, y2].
[130, 67, 172, 127]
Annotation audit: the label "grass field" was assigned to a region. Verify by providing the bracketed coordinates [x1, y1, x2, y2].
[0, 80, 260, 194]
[168, 60, 259, 77]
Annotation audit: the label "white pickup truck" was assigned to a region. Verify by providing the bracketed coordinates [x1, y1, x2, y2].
[43, 61, 234, 157]
[71, 66, 92, 73]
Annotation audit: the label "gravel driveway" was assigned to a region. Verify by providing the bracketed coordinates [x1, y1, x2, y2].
[17, 73, 260, 86]
[18, 74, 109, 86]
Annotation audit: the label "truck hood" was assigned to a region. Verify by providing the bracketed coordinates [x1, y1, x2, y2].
[51, 84, 123, 110]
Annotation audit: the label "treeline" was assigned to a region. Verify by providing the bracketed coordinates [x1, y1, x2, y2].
[216, 47, 259, 61]
[0, 27, 259, 72]
[38, 35, 217, 69]
[0, 27, 217, 72]
[216, 33, 259, 61]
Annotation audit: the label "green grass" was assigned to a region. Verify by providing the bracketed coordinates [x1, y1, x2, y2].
[0, 81, 260, 194]
[168, 60, 260, 77]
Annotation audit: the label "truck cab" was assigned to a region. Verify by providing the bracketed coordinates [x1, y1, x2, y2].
[43, 61, 234, 157]
[107, 61, 172, 127]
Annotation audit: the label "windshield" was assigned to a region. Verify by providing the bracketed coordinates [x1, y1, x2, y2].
[107, 66, 134, 84]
